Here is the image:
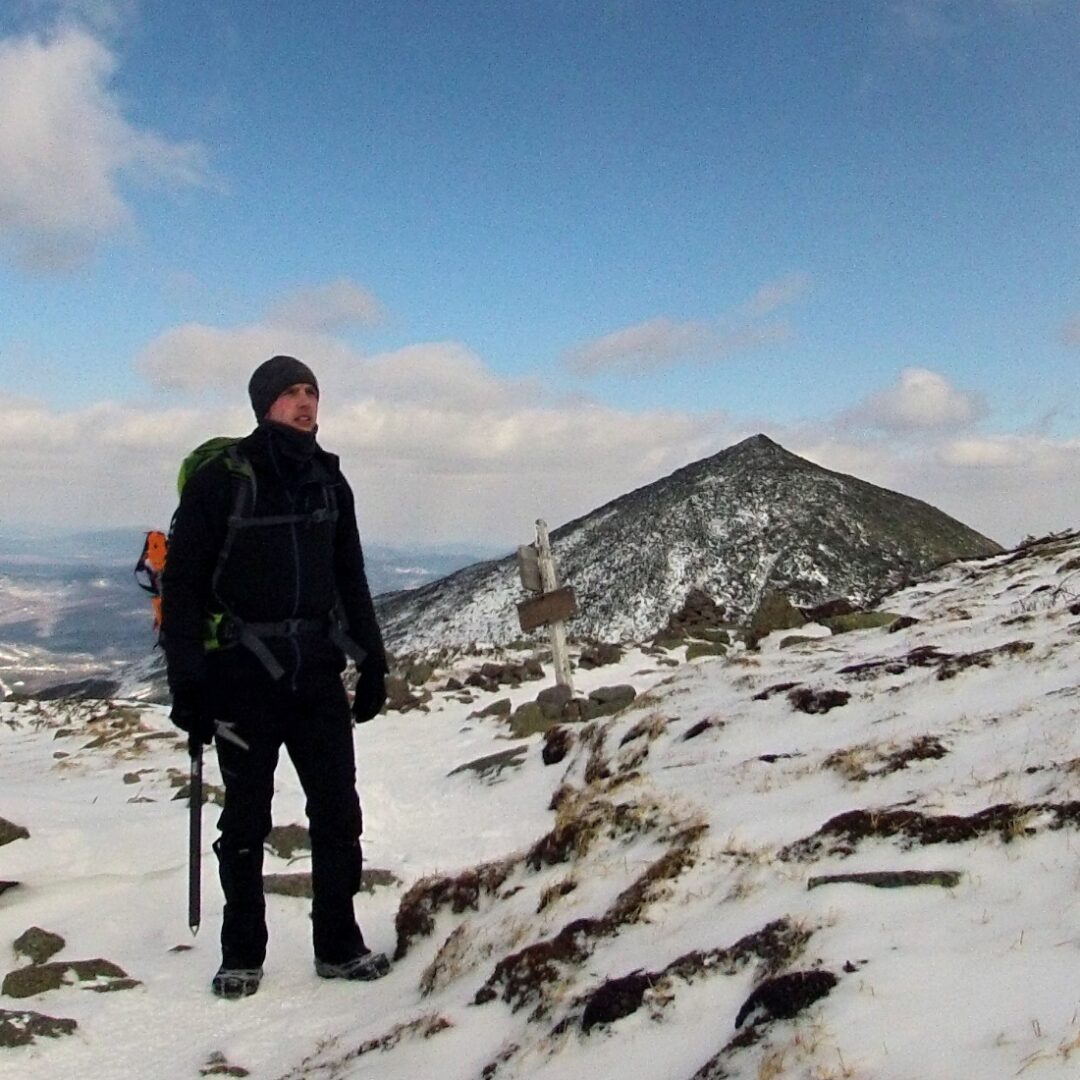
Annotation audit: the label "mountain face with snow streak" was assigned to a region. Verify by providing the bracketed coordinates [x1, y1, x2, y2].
[376, 434, 1002, 651]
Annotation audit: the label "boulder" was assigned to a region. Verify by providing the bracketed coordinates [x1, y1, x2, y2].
[537, 683, 574, 719]
[0, 818, 29, 848]
[509, 703, 554, 739]
[748, 590, 806, 645]
[588, 685, 637, 714]
[0, 1008, 78, 1048]
[13, 928, 65, 965]
[685, 642, 727, 661]
[821, 611, 899, 634]
[448, 746, 528, 782]
[577, 642, 624, 670]
[265, 824, 310, 860]
[405, 662, 435, 687]
[475, 698, 512, 719]
[2, 959, 133, 999]
[800, 598, 857, 622]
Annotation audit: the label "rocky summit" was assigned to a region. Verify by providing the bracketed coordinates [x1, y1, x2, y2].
[376, 434, 1002, 651]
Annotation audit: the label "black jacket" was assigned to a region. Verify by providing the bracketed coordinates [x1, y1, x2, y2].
[162, 422, 386, 692]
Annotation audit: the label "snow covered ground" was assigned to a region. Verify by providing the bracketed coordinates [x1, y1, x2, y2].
[3, 530, 1080, 1078]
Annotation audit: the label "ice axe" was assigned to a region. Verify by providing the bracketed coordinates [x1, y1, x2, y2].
[188, 723, 248, 935]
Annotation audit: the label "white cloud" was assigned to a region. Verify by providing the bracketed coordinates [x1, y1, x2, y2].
[565, 317, 717, 375]
[841, 367, 984, 432]
[137, 282, 392, 395]
[564, 279, 805, 378]
[936, 438, 1032, 469]
[798, 431, 1080, 546]
[0, 382, 727, 549]
[137, 324, 299, 393]
[741, 273, 811, 318]
[565, 275, 805, 377]
[265, 280, 384, 334]
[8, 320, 1078, 551]
[0, 24, 211, 270]
[126, 318, 726, 543]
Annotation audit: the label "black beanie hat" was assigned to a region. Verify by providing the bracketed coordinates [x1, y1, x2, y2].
[248, 355, 319, 420]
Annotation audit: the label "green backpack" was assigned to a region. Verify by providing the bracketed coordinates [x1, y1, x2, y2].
[176, 436, 254, 495]
[136, 438, 255, 647]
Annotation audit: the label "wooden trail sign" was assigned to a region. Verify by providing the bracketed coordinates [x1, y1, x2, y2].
[516, 520, 575, 689]
[517, 585, 578, 633]
[516, 544, 542, 593]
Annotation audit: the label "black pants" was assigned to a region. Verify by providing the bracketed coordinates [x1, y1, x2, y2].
[211, 662, 366, 968]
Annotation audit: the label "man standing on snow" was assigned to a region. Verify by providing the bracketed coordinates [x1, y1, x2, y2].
[162, 354, 390, 999]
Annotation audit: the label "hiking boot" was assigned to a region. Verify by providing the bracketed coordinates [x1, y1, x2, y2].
[212, 966, 263, 999]
[314, 951, 390, 982]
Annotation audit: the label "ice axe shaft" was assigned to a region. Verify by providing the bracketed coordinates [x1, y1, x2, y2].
[188, 740, 202, 935]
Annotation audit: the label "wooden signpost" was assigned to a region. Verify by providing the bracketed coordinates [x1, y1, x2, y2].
[516, 520, 576, 690]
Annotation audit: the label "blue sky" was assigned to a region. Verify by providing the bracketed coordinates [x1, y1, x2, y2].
[1, 0, 1078, 548]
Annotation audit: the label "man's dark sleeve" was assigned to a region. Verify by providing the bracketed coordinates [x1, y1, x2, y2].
[334, 477, 388, 672]
[161, 464, 231, 690]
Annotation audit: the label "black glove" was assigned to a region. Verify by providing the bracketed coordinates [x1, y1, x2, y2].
[170, 681, 216, 746]
[352, 661, 387, 724]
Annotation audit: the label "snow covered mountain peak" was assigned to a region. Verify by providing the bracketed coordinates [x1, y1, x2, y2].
[377, 435, 1002, 652]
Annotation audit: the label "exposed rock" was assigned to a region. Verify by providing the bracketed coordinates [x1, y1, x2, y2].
[787, 687, 850, 714]
[587, 685, 636, 714]
[448, 747, 528, 782]
[0, 1008, 77, 1047]
[30, 678, 121, 701]
[263, 867, 399, 900]
[265, 824, 310, 860]
[577, 642, 624, 669]
[752, 681, 801, 701]
[801, 598, 857, 621]
[385, 675, 419, 710]
[779, 800, 1080, 861]
[821, 611, 899, 634]
[0, 818, 29, 847]
[359, 868, 402, 894]
[734, 969, 838, 1028]
[807, 870, 962, 890]
[405, 662, 435, 686]
[263, 873, 313, 898]
[661, 587, 732, 642]
[537, 684, 574, 719]
[748, 591, 806, 646]
[509, 703, 555, 739]
[170, 779, 225, 807]
[542, 727, 575, 765]
[474, 698, 512, 719]
[779, 635, 820, 649]
[200, 1050, 251, 1077]
[13, 927, 65, 965]
[2, 959, 133, 998]
[581, 970, 655, 1032]
[685, 641, 727, 661]
[682, 719, 715, 741]
[0, 882, 18, 898]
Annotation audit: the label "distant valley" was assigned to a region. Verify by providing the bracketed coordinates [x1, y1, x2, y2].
[0, 532, 489, 695]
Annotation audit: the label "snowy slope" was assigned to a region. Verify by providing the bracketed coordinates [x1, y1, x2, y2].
[3, 530, 1080, 1078]
[377, 435, 1001, 652]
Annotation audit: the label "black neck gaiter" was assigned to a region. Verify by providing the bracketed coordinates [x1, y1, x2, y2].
[261, 420, 319, 482]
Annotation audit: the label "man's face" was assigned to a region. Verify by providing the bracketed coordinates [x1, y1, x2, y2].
[266, 382, 319, 432]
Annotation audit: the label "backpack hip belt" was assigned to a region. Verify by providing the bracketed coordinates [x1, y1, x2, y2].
[214, 611, 368, 681]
